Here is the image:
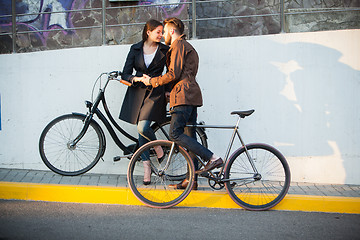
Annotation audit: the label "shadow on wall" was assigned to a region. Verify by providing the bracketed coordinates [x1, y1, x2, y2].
[197, 32, 360, 184]
[269, 41, 359, 184]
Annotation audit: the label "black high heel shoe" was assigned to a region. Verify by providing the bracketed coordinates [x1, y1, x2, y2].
[143, 180, 151, 185]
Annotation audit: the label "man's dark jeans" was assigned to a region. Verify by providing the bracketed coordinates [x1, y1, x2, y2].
[169, 105, 213, 176]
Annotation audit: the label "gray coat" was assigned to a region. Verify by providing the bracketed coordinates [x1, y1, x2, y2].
[119, 41, 169, 124]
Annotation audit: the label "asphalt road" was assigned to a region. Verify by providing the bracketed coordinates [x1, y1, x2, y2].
[0, 200, 359, 240]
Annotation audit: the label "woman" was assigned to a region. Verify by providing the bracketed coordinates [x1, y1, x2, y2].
[120, 19, 169, 185]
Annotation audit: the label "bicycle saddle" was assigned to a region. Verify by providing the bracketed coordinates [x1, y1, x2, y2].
[231, 110, 255, 118]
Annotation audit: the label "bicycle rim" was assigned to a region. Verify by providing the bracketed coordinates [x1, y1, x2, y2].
[39, 114, 105, 176]
[224, 143, 290, 210]
[127, 140, 194, 208]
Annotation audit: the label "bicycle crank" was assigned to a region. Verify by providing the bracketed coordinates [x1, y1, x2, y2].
[208, 179, 224, 190]
[208, 172, 224, 190]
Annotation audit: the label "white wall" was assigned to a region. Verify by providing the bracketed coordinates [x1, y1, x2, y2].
[0, 29, 359, 185]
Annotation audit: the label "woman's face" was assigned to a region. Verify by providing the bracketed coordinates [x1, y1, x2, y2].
[147, 25, 163, 43]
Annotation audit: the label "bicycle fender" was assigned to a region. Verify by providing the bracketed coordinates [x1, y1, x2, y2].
[196, 127, 207, 140]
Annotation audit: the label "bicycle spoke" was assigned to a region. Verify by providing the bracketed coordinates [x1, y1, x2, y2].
[128, 140, 194, 208]
[225, 144, 290, 210]
[39, 114, 103, 175]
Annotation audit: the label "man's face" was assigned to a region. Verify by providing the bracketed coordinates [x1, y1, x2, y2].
[163, 24, 172, 46]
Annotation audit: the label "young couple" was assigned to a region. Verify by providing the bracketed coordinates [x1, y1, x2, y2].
[119, 18, 223, 189]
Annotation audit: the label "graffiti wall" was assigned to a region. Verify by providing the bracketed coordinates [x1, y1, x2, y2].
[140, 0, 186, 18]
[0, 0, 358, 54]
[0, 0, 86, 46]
[0, 0, 189, 53]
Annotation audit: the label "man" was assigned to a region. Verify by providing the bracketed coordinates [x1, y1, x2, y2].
[140, 17, 223, 189]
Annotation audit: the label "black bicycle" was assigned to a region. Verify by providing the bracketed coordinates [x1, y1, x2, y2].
[39, 71, 207, 176]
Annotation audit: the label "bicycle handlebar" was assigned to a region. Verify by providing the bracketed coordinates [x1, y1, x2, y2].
[108, 71, 132, 86]
[108, 70, 122, 78]
[118, 79, 132, 86]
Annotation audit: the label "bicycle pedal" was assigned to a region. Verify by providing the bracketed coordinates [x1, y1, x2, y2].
[113, 156, 121, 162]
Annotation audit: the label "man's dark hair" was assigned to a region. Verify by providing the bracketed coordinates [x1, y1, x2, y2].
[163, 17, 184, 35]
[142, 19, 163, 42]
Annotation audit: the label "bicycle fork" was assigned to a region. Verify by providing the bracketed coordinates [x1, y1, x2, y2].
[68, 113, 94, 149]
[155, 142, 177, 176]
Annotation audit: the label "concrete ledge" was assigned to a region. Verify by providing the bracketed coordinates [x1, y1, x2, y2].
[0, 182, 359, 214]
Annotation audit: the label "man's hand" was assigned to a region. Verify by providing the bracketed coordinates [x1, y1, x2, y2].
[141, 74, 152, 86]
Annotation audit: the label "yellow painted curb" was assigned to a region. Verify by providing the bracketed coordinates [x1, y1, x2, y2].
[0, 182, 141, 205]
[180, 190, 360, 214]
[0, 182, 359, 214]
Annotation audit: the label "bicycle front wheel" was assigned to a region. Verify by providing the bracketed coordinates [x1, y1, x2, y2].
[224, 143, 290, 211]
[127, 140, 195, 208]
[152, 120, 206, 181]
[39, 114, 105, 176]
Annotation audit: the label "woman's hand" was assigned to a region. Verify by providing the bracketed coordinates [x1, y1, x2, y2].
[141, 74, 152, 86]
[132, 76, 144, 82]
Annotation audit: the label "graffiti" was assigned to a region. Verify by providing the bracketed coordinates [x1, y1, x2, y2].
[140, 0, 186, 18]
[0, 0, 187, 51]
[0, 0, 88, 46]
[17, 0, 71, 29]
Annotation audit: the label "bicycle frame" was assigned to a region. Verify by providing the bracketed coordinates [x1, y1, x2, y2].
[186, 115, 259, 182]
[69, 72, 205, 161]
[71, 73, 138, 157]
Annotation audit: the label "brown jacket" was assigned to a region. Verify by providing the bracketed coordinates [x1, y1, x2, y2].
[151, 35, 203, 108]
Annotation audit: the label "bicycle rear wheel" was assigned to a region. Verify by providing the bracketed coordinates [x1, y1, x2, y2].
[127, 140, 194, 208]
[224, 143, 290, 211]
[39, 114, 105, 176]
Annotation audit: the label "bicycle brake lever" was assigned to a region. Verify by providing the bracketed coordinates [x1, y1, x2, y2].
[109, 71, 118, 78]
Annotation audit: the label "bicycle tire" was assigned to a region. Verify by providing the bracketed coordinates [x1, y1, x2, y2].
[224, 143, 290, 211]
[127, 140, 195, 208]
[152, 119, 208, 148]
[152, 119, 207, 181]
[39, 114, 105, 176]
